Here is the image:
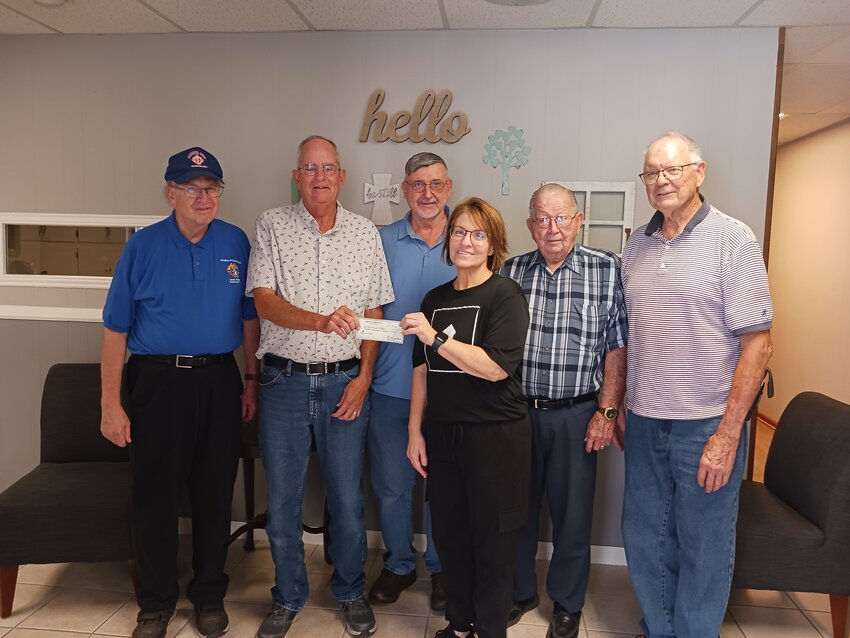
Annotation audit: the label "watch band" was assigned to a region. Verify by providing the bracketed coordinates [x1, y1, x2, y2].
[431, 331, 449, 352]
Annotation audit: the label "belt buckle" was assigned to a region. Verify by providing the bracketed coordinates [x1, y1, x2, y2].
[306, 362, 328, 375]
[533, 398, 541, 409]
[175, 355, 193, 369]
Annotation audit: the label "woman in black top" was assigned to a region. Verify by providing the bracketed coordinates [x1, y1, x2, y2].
[402, 197, 531, 638]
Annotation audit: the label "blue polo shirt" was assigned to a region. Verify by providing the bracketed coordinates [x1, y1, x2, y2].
[372, 210, 456, 400]
[103, 212, 256, 355]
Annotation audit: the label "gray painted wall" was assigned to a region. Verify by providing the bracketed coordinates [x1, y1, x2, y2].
[0, 28, 778, 547]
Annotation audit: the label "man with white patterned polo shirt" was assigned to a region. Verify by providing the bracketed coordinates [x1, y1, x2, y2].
[621, 132, 773, 638]
[247, 135, 394, 638]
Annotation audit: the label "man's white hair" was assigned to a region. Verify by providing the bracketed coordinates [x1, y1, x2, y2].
[645, 131, 703, 163]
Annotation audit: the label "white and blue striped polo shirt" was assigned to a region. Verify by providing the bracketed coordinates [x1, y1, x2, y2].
[621, 199, 772, 420]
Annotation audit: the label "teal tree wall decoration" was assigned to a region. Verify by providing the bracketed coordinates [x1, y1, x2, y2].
[482, 126, 531, 195]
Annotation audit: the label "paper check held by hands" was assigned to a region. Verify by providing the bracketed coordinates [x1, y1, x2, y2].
[357, 318, 404, 344]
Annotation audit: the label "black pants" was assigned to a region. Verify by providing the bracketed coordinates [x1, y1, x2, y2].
[126, 354, 243, 612]
[426, 415, 531, 638]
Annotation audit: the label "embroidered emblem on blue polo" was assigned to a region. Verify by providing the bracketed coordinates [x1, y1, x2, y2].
[226, 262, 240, 282]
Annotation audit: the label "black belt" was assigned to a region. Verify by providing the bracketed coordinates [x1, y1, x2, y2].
[527, 392, 596, 410]
[263, 353, 358, 375]
[134, 353, 231, 369]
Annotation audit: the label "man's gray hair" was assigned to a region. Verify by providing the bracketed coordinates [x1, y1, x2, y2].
[405, 152, 447, 177]
[528, 183, 578, 218]
[297, 135, 340, 167]
[646, 131, 703, 163]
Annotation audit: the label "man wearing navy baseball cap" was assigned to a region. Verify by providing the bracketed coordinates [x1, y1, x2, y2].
[101, 147, 260, 638]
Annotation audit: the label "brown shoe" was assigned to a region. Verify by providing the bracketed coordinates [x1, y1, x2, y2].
[430, 572, 446, 612]
[368, 568, 416, 604]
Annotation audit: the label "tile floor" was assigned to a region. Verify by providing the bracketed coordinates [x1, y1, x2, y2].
[0, 537, 836, 638]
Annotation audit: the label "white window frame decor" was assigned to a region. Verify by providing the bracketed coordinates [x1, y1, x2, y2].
[0, 212, 164, 289]
[546, 181, 636, 256]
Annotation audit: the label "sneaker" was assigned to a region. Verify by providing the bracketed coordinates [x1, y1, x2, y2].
[196, 606, 229, 637]
[507, 594, 539, 626]
[256, 605, 298, 638]
[433, 628, 474, 637]
[132, 609, 174, 638]
[341, 597, 377, 636]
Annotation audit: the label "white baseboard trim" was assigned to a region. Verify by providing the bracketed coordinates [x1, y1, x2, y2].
[220, 521, 627, 567]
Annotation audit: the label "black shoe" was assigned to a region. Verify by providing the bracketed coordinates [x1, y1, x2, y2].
[132, 609, 174, 638]
[368, 568, 417, 604]
[256, 605, 298, 638]
[196, 606, 229, 637]
[341, 597, 377, 636]
[546, 609, 580, 638]
[507, 594, 539, 627]
[430, 572, 446, 612]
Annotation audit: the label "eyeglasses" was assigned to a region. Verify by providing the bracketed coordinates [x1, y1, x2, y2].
[639, 163, 698, 185]
[531, 213, 580, 229]
[406, 179, 447, 193]
[450, 226, 489, 245]
[172, 184, 224, 198]
[299, 163, 341, 176]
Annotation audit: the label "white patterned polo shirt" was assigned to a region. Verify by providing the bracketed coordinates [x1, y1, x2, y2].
[247, 201, 394, 363]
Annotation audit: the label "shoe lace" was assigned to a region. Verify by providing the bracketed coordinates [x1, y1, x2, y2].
[267, 606, 292, 623]
[344, 598, 369, 613]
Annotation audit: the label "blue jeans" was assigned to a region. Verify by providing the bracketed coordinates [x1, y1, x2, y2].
[622, 412, 746, 638]
[259, 361, 368, 610]
[367, 390, 441, 575]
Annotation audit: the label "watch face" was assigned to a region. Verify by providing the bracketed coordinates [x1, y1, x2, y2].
[600, 407, 618, 420]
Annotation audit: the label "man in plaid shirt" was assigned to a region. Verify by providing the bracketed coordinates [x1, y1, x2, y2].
[501, 183, 627, 638]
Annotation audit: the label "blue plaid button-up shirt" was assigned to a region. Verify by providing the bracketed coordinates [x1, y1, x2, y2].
[501, 244, 627, 400]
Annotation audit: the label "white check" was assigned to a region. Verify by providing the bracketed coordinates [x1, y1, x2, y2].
[357, 318, 404, 344]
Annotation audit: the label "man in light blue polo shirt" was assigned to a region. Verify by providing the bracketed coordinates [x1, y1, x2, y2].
[101, 147, 259, 638]
[366, 153, 456, 611]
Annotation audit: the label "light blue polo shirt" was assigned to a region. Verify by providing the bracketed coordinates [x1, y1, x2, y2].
[103, 212, 256, 355]
[372, 210, 456, 400]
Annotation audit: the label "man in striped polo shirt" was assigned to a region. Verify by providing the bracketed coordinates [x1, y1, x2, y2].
[502, 183, 627, 638]
[621, 132, 773, 638]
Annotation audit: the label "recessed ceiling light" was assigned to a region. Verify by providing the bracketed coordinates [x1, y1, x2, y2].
[484, 0, 553, 5]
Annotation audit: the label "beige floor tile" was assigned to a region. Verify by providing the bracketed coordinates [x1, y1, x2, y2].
[727, 588, 795, 608]
[587, 564, 634, 597]
[70, 562, 135, 594]
[586, 632, 631, 637]
[94, 598, 193, 637]
[425, 615, 447, 636]
[5, 630, 94, 638]
[720, 610, 745, 638]
[0, 584, 61, 628]
[19, 589, 130, 633]
[802, 610, 834, 638]
[0, 628, 8, 638]
[305, 546, 334, 575]
[303, 571, 340, 610]
[513, 599, 550, 627]
[582, 592, 642, 634]
[173, 600, 268, 637]
[371, 579, 430, 617]
[509, 622, 566, 637]
[286, 607, 345, 638]
[228, 540, 276, 572]
[223, 565, 275, 605]
[372, 612, 428, 635]
[728, 604, 823, 638]
[16, 563, 92, 589]
[788, 591, 831, 612]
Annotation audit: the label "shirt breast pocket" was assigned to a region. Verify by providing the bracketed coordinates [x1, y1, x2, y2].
[567, 302, 607, 355]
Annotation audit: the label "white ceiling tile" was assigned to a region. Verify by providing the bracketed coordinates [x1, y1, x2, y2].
[783, 26, 850, 63]
[742, 0, 850, 27]
[807, 31, 850, 64]
[778, 112, 850, 144]
[291, 0, 443, 30]
[145, 0, 308, 32]
[0, 4, 54, 33]
[593, 0, 753, 28]
[1, 0, 178, 34]
[780, 63, 850, 113]
[444, 0, 596, 29]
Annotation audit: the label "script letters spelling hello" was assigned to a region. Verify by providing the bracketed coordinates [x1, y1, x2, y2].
[359, 89, 471, 144]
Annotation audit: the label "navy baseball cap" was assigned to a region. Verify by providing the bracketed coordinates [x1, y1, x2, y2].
[164, 147, 223, 183]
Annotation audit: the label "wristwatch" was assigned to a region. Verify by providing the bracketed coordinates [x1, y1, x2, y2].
[598, 407, 619, 420]
[431, 331, 450, 352]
